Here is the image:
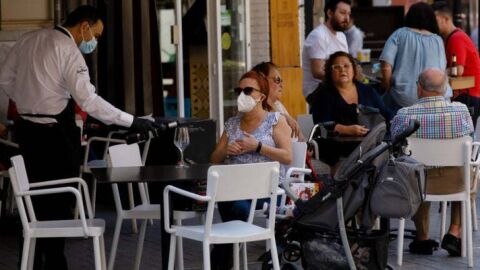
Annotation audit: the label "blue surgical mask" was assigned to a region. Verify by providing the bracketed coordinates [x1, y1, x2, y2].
[79, 26, 97, 54]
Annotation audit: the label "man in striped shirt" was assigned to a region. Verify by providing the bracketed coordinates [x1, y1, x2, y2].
[391, 67, 473, 256]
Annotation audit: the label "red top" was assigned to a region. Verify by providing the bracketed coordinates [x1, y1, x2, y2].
[446, 28, 480, 97]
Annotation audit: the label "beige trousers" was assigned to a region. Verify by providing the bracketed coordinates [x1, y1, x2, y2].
[412, 167, 475, 238]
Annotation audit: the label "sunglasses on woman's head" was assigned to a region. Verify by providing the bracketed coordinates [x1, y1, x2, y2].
[234, 87, 261, 96]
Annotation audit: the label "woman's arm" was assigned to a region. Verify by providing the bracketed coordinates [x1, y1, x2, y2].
[210, 131, 245, 164]
[334, 124, 369, 136]
[210, 132, 228, 164]
[380, 61, 392, 91]
[238, 115, 292, 165]
[269, 115, 292, 164]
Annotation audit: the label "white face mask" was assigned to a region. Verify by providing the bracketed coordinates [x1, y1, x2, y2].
[237, 92, 260, 112]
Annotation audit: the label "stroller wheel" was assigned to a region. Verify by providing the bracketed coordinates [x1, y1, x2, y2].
[282, 242, 301, 262]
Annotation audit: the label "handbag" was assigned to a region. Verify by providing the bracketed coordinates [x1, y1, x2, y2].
[370, 155, 425, 219]
[357, 104, 385, 129]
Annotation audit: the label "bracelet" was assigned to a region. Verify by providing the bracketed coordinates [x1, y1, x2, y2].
[256, 141, 263, 153]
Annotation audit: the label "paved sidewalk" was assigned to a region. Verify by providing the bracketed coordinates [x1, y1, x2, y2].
[1, 198, 479, 269]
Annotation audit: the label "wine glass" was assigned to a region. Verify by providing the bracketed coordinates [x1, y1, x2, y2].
[174, 127, 190, 168]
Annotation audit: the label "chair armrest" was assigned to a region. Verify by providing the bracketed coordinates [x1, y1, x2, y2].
[18, 186, 91, 235]
[29, 177, 93, 217]
[0, 137, 19, 148]
[163, 185, 211, 233]
[29, 177, 87, 188]
[310, 140, 319, 160]
[286, 167, 312, 182]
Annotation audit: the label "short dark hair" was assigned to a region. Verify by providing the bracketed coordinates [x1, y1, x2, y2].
[431, 1, 452, 18]
[324, 51, 358, 86]
[324, 0, 352, 21]
[405, 2, 439, 34]
[63, 5, 101, 27]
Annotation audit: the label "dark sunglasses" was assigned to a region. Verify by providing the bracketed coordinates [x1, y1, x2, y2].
[234, 87, 261, 96]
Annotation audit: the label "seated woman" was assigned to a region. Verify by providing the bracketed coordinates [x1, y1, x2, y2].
[311, 51, 393, 172]
[251, 61, 305, 141]
[210, 70, 292, 268]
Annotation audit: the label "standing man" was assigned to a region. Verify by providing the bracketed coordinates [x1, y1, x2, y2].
[0, 6, 157, 269]
[433, 1, 480, 123]
[302, 0, 351, 105]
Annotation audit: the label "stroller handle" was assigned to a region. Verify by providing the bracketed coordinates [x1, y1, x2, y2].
[391, 119, 420, 145]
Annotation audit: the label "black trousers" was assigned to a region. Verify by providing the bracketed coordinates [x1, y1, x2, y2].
[16, 119, 81, 270]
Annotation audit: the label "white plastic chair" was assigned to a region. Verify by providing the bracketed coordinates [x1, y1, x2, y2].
[396, 136, 474, 268]
[107, 143, 201, 270]
[438, 141, 480, 237]
[296, 114, 314, 142]
[0, 137, 19, 218]
[296, 114, 319, 159]
[80, 132, 126, 216]
[9, 155, 106, 270]
[164, 162, 281, 270]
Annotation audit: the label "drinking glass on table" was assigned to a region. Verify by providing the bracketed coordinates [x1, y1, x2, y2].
[174, 127, 190, 167]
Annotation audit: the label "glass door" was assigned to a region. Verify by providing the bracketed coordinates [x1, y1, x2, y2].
[208, 0, 250, 133]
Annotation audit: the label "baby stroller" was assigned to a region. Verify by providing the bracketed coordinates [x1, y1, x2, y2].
[262, 120, 420, 270]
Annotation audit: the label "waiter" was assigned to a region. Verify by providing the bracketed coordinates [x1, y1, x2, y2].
[0, 6, 157, 269]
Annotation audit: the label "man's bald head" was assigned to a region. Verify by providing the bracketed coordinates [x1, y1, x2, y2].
[418, 68, 448, 96]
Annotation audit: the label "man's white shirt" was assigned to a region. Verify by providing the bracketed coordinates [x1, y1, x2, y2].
[302, 23, 348, 97]
[0, 26, 133, 126]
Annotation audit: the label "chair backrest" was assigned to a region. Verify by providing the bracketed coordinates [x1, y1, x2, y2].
[474, 116, 480, 142]
[207, 162, 280, 202]
[9, 155, 36, 229]
[10, 155, 30, 193]
[286, 142, 308, 181]
[108, 143, 143, 167]
[108, 143, 148, 206]
[297, 114, 314, 140]
[407, 136, 472, 167]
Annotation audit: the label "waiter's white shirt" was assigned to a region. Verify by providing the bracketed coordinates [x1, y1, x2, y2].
[0, 26, 133, 126]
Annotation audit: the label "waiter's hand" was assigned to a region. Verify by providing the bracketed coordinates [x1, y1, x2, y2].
[130, 117, 160, 136]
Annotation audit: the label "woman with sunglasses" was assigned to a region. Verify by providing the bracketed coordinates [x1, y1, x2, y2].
[311, 51, 393, 173]
[252, 61, 305, 141]
[210, 70, 292, 269]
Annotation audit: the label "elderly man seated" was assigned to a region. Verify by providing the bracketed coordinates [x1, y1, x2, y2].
[391, 68, 474, 256]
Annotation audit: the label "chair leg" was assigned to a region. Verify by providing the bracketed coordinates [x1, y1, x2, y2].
[242, 243, 248, 270]
[397, 218, 405, 266]
[269, 237, 280, 270]
[265, 218, 271, 251]
[202, 241, 210, 270]
[20, 237, 30, 270]
[440, 201, 447, 241]
[466, 198, 474, 268]
[127, 183, 138, 233]
[168, 234, 177, 270]
[233, 243, 240, 270]
[175, 219, 184, 270]
[134, 220, 148, 270]
[108, 216, 123, 270]
[461, 201, 467, 258]
[100, 235, 107, 270]
[93, 236, 102, 270]
[472, 198, 478, 231]
[27, 238, 35, 270]
[92, 178, 97, 216]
